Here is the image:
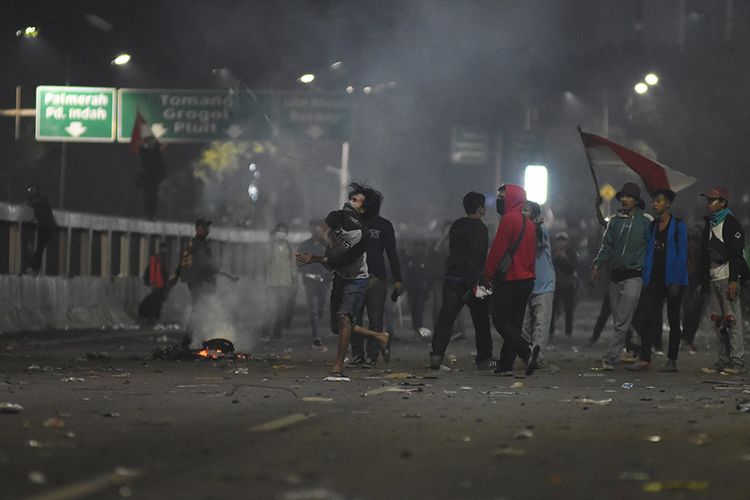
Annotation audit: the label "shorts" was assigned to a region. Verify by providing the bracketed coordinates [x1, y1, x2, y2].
[330, 277, 368, 334]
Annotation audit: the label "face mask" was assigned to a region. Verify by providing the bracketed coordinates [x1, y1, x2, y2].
[275, 232, 288, 240]
[496, 197, 505, 215]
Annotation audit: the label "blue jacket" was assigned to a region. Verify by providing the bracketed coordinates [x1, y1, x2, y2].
[643, 216, 688, 287]
[532, 226, 555, 294]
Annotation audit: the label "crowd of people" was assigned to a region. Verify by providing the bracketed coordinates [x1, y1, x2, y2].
[152, 180, 747, 381]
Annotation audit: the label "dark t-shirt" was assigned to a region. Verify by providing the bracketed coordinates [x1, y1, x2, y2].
[365, 216, 402, 282]
[445, 217, 488, 284]
[651, 224, 668, 286]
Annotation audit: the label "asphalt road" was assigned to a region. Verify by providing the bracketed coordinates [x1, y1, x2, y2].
[1, 301, 750, 500]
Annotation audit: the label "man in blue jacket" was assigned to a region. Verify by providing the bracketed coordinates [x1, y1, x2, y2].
[627, 188, 688, 372]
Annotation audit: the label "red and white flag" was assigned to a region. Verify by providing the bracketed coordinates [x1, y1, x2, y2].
[579, 130, 697, 193]
[129, 111, 148, 155]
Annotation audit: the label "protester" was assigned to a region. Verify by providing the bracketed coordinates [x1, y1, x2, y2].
[550, 232, 579, 338]
[138, 241, 171, 323]
[25, 183, 58, 276]
[403, 239, 432, 333]
[430, 221, 466, 338]
[349, 188, 403, 368]
[137, 136, 166, 220]
[296, 183, 389, 381]
[484, 184, 538, 376]
[522, 201, 555, 369]
[590, 182, 650, 370]
[627, 189, 688, 372]
[681, 223, 706, 353]
[298, 220, 332, 347]
[429, 192, 493, 370]
[696, 186, 748, 374]
[173, 218, 238, 349]
[263, 223, 297, 341]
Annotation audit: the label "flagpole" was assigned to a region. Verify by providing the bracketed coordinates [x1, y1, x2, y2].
[577, 126, 601, 195]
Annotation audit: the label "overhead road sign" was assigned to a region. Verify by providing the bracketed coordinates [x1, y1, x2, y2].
[35, 86, 116, 142]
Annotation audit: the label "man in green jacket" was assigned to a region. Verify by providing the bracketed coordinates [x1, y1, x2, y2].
[590, 182, 651, 370]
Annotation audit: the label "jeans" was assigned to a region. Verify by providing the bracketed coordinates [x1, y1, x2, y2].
[708, 279, 744, 366]
[523, 292, 554, 361]
[303, 276, 329, 338]
[604, 277, 642, 362]
[590, 293, 611, 344]
[491, 279, 533, 371]
[351, 276, 387, 360]
[431, 278, 492, 362]
[681, 280, 705, 345]
[636, 283, 682, 362]
[550, 284, 576, 337]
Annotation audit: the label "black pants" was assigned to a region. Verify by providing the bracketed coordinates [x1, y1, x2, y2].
[143, 181, 159, 219]
[351, 276, 387, 360]
[550, 284, 576, 337]
[30, 226, 55, 272]
[431, 278, 492, 362]
[491, 279, 533, 371]
[303, 277, 329, 339]
[637, 282, 682, 362]
[590, 293, 611, 344]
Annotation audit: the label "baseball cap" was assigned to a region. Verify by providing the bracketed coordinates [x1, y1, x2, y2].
[700, 186, 730, 200]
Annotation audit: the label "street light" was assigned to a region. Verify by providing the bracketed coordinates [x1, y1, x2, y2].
[524, 165, 548, 205]
[298, 73, 315, 84]
[112, 53, 131, 65]
[644, 73, 659, 86]
[634, 82, 649, 95]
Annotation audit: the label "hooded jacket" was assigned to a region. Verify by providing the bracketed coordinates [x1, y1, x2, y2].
[696, 212, 749, 286]
[643, 216, 688, 287]
[593, 207, 650, 272]
[484, 184, 536, 282]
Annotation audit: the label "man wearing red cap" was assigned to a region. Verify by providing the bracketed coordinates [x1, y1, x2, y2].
[696, 186, 748, 374]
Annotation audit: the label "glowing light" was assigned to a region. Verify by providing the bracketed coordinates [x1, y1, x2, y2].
[345, 86, 354, 94]
[644, 73, 659, 86]
[524, 165, 548, 205]
[17, 26, 39, 38]
[363, 86, 372, 94]
[112, 53, 131, 65]
[634, 82, 649, 95]
[298, 73, 315, 84]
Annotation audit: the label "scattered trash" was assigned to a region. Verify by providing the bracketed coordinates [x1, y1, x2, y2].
[642, 481, 708, 493]
[515, 428, 534, 439]
[250, 413, 315, 432]
[102, 412, 121, 418]
[280, 487, 345, 500]
[619, 470, 652, 482]
[646, 435, 662, 443]
[481, 390, 516, 396]
[61, 377, 86, 383]
[301, 397, 334, 403]
[364, 387, 422, 397]
[580, 372, 604, 377]
[443, 390, 457, 395]
[401, 413, 421, 418]
[460, 386, 473, 390]
[28, 471, 47, 485]
[0, 403, 23, 414]
[492, 446, 526, 457]
[86, 352, 111, 360]
[511, 382, 524, 389]
[156, 335, 169, 343]
[234, 368, 249, 375]
[384, 372, 413, 380]
[577, 398, 612, 406]
[43, 417, 65, 428]
[27, 365, 41, 371]
[111, 373, 130, 378]
[737, 400, 750, 413]
[272, 364, 296, 370]
[118, 486, 134, 497]
[621, 383, 634, 390]
[689, 433, 709, 445]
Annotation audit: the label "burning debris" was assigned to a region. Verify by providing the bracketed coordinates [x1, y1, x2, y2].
[153, 338, 248, 361]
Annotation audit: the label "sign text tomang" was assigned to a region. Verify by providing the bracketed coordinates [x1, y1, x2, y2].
[158, 93, 234, 134]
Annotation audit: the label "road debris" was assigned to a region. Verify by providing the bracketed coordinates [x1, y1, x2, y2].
[250, 413, 315, 432]
[515, 428, 534, 439]
[234, 368, 249, 375]
[646, 435, 662, 443]
[492, 446, 527, 457]
[383, 372, 413, 380]
[102, 412, 121, 418]
[364, 387, 422, 397]
[301, 397, 334, 402]
[622, 383, 634, 389]
[642, 480, 708, 492]
[481, 390, 516, 396]
[43, 417, 65, 428]
[0, 402, 23, 414]
[511, 382, 524, 389]
[280, 487, 345, 500]
[577, 398, 612, 406]
[737, 400, 750, 412]
[28, 471, 47, 485]
[61, 377, 86, 383]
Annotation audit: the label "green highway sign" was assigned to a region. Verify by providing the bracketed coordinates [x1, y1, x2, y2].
[117, 89, 273, 143]
[277, 92, 351, 141]
[35, 86, 116, 142]
[451, 127, 490, 165]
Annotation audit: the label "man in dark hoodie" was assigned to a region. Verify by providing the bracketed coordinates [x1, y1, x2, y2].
[296, 183, 390, 381]
[430, 192, 493, 370]
[591, 182, 651, 371]
[696, 186, 748, 374]
[25, 183, 58, 276]
[483, 184, 538, 376]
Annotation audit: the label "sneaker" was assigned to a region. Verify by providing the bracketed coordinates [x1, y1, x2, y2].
[362, 357, 377, 369]
[626, 361, 651, 372]
[688, 344, 697, 355]
[601, 359, 615, 371]
[620, 352, 639, 364]
[722, 364, 746, 375]
[312, 338, 322, 347]
[475, 358, 498, 370]
[493, 367, 514, 376]
[429, 353, 444, 370]
[525, 345, 541, 376]
[652, 348, 666, 357]
[346, 355, 365, 368]
[535, 358, 548, 370]
[659, 359, 678, 372]
[701, 362, 727, 374]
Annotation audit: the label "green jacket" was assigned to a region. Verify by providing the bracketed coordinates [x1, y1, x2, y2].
[594, 208, 651, 271]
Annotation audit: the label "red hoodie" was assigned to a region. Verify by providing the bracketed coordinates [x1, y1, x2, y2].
[483, 184, 536, 282]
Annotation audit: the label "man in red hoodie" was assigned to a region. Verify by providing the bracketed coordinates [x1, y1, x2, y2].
[483, 184, 538, 375]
